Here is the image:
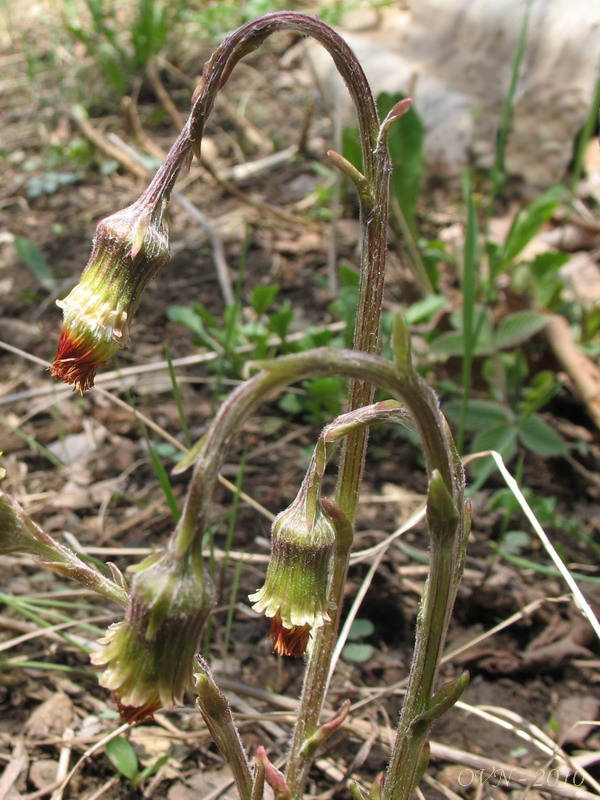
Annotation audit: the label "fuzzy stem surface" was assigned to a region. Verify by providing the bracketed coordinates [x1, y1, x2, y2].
[141, 13, 394, 797]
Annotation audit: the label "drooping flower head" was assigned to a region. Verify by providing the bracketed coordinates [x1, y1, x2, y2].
[51, 192, 170, 394]
[249, 481, 336, 657]
[91, 547, 214, 723]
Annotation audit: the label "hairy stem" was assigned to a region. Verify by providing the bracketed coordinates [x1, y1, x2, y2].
[147, 13, 390, 797]
[171, 339, 465, 799]
[172, 370, 284, 558]
[246, 346, 466, 797]
[380, 540, 456, 800]
[195, 657, 254, 800]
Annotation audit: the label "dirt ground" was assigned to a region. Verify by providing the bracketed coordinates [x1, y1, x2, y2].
[0, 6, 599, 800]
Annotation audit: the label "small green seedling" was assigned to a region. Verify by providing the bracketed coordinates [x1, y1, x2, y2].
[105, 735, 170, 789]
[14, 236, 57, 290]
[342, 617, 375, 663]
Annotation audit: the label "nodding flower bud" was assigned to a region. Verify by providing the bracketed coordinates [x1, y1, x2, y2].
[249, 485, 335, 658]
[51, 192, 170, 394]
[91, 548, 214, 723]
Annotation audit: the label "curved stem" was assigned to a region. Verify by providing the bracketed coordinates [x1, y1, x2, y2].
[187, 12, 379, 180]
[253, 349, 466, 800]
[143, 14, 388, 797]
[143, 8, 386, 534]
[172, 370, 284, 558]
[252, 348, 461, 497]
[147, 6, 386, 571]
[169, 343, 463, 799]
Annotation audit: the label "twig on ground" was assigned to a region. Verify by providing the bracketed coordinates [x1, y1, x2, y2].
[422, 773, 464, 800]
[198, 152, 319, 229]
[479, 706, 600, 796]
[545, 314, 600, 430]
[456, 702, 561, 761]
[81, 777, 120, 800]
[564, 453, 600, 489]
[428, 741, 600, 800]
[147, 57, 186, 130]
[228, 147, 297, 183]
[45, 723, 131, 800]
[475, 450, 600, 640]
[0, 739, 27, 800]
[0, 615, 114, 654]
[67, 107, 148, 180]
[228, 693, 286, 740]
[51, 728, 74, 800]
[0, 323, 346, 405]
[121, 95, 166, 160]
[215, 91, 274, 156]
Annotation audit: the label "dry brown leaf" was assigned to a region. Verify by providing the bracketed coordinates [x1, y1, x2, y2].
[560, 252, 600, 305]
[167, 782, 197, 800]
[555, 696, 600, 748]
[129, 725, 173, 765]
[47, 433, 97, 467]
[28, 759, 59, 790]
[24, 692, 73, 739]
[519, 638, 593, 672]
[49, 480, 92, 511]
[0, 739, 27, 800]
[584, 137, 600, 178]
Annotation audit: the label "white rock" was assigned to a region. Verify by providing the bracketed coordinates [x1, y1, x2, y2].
[304, 1, 600, 187]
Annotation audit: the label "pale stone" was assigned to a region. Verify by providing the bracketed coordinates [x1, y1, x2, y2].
[304, 1, 600, 187]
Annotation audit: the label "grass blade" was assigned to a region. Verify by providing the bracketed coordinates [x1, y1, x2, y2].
[165, 346, 191, 447]
[458, 174, 479, 451]
[222, 453, 247, 655]
[488, 451, 600, 639]
[119, 376, 180, 523]
[0, 412, 63, 468]
[145, 432, 180, 523]
[570, 77, 600, 192]
[489, 0, 533, 200]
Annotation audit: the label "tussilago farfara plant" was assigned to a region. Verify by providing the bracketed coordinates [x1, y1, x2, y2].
[2, 13, 470, 800]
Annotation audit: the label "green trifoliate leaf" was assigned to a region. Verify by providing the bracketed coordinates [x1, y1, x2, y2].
[494, 310, 549, 350]
[516, 415, 567, 455]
